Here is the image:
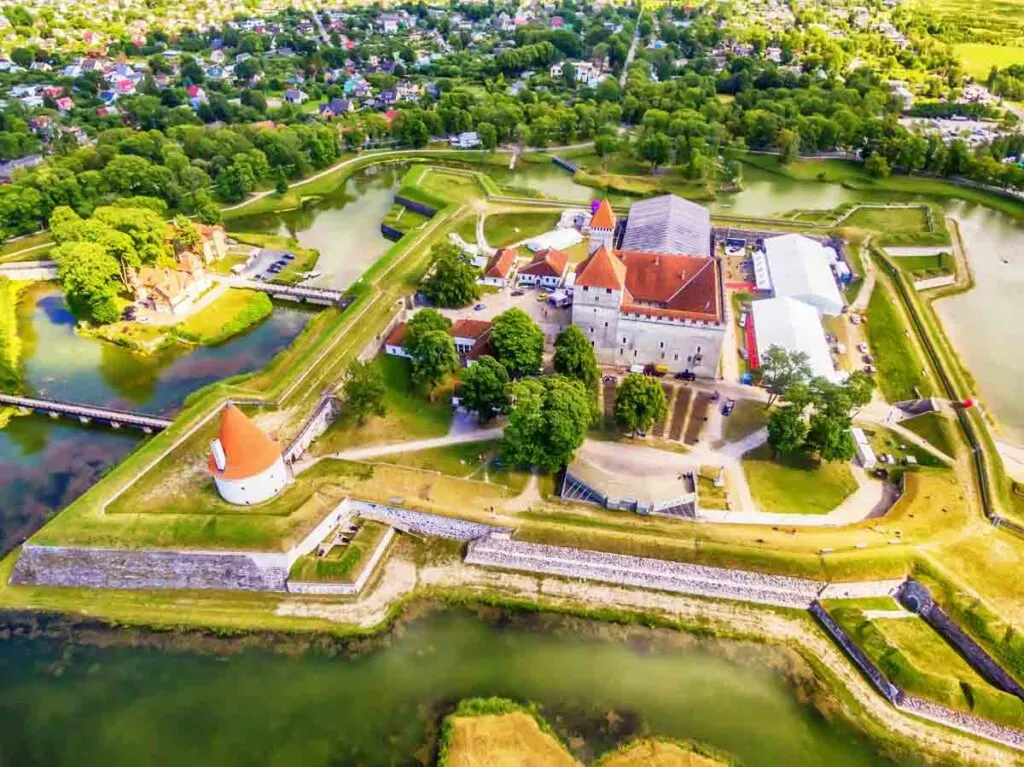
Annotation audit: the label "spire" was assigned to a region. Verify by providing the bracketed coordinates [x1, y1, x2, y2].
[207, 403, 281, 480]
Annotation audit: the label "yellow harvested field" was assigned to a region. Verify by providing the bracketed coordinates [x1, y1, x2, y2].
[599, 739, 728, 767]
[445, 713, 578, 767]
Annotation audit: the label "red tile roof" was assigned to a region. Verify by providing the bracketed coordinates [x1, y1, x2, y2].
[485, 248, 518, 279]
[451, 319, 492, 340]
[618, 250, 721, 322]
[574, 245, 626, 290]
[207, 403, 281, 480]
[590, 199, 616, 230]
[519, 248, 568, 278]
[385, 322, 408, 347]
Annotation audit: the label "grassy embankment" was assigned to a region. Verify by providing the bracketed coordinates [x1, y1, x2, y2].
[865, 280, 935, 403]
[288, 519, 390, 583]
[741, 444, 859, 515]
[0, 231, 54, 263]
[892, 252, 955, 279]
[900, 412, 958, 458]
[954, 41, 1024, 79]
[830, 604, 1024, 728]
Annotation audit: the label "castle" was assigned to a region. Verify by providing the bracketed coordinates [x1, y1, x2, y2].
[571, 196, 725, 377]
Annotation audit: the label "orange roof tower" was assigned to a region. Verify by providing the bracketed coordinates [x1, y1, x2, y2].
[207, 403, 282, 480]
[590, 199, 616, 230]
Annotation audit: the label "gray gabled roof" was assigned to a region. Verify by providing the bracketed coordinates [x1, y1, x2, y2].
[620, 194, 711, 257]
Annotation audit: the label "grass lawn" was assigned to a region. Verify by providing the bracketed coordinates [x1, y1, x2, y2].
[892, 252, 954, 279]
[454, 215, 478, 243]
[839, 206, 933, 240]
[0, 279, 28, 392]
[954, 42, 1024, 79]
[483, 211, 561, 248]
[599, 739, 730, 767]
[379, 440, 531, 496]
[418, 168, 484, 204]
[311, 355, 454, 454]
[901, 412, 957, 457]
[866, 282, 933, 402]
[722, 398, 768, 442]
[697, 467, 728, 511]
[172, 289, 273, 345]
[445, 713, 578, 767]
[288, 519, 389, 583]
[741, 444, 858, 515]
[0, 231, 53, 262]
[859, 424, 948, 468]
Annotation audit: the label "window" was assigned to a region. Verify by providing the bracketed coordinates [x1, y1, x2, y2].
[659, 341, 664, 349]
[606, 288, 612, 294]
[660, 352, 665, 359]
[622, 337, 627, 344]
[604, 321, 608, 327]
[696, 345, 702, 354]
[673, 354, 679, 361]
[633, 350, 637, 357]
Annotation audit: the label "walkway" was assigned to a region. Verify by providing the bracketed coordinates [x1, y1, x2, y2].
[325, 426, 505, 462]
[0, 394, 172, 432]
[215, 275, 347, 306]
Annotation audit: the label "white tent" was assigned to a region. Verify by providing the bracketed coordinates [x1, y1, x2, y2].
[751, 297, 839, 382]
[764, 234, 844, 316]
[525, 228, 583, 252]
[752, 249, 772, 291]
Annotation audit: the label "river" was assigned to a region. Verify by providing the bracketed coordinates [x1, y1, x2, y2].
[0, 609, 912, 767]
[0, 284, 312, 554]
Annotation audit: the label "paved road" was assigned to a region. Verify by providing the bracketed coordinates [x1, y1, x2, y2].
[620, 18, 641, 88]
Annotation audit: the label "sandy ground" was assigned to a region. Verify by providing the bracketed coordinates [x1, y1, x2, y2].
[273, 550, 1019, 766]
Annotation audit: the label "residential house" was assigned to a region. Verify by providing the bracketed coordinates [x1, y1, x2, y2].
[130, 257, 210, 316]
[479, 248, 518, 288]
[55, 97, 75, 112]
[450, 131, 481, 149]
[518, 248, 569, 289]
[319, 98, 353, 118]
[196, 224, 229, 264]
[284, 88, 306, 104]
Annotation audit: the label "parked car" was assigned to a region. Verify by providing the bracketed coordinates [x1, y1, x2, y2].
[511, 290, 525, 297]
[121, 306, 136, 321]
[536, 292, 548, 302]
[857, 342, 869, 354]
[850, 314, 862, 325]
[602, 375, 617, 383]
[675, 370, 696, 381]
[473, 303, 486, 311]
[863, 354, 874, 364]
[722, 398, 736, 416]
[643, 363, 667, 377]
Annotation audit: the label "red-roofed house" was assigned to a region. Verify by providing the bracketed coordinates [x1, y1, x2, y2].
[384, 317, 494, 367]
[479, 248, 519, 288]
[451, 319, 492, 354]
[571, 216, 724, 378]
[384, 322, 411, 358]
[518, 248, 569, 289]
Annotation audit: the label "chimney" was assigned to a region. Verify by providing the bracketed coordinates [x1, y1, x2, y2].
[210, 438, 227, 472]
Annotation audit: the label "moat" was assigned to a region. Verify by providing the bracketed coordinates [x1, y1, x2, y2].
[0, 609, 910, 767]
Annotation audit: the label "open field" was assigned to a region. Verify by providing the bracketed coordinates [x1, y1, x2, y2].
[483, 211, 561, 247]
[955, 42, 1024, 79]
[741, 444, 858, 515]
[311, 356, 454, 455]
[893, 253, 954, 279]
[444, 712, 577, 767]
[840, 207, 932, 240]
[721, 398, 768, 443]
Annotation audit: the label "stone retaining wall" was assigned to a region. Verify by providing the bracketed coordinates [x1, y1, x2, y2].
[897, 695, 1024, 751]
[10, 544, 290, 592]
[287, 526, 396, 596]
[810, 601, 902, 702]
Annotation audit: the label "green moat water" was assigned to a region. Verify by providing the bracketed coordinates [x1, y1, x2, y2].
[0, 609, 911, 767]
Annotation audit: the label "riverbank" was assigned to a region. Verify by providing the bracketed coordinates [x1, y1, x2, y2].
[0, 278, 26, 394]
[0, 541, 1014, 767]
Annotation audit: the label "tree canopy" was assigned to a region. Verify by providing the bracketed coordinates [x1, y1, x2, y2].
[613, 373, 667, 435]
[459, 355, 509, 421]
[420, 242, 480, 308]
[553, 325, 599, 389]
[501, 375, 594, 472]
[491, 308, 544, 378]
[342, 359, 387, 425]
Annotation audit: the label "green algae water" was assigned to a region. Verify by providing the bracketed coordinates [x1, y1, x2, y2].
[0, 609, 911, 767]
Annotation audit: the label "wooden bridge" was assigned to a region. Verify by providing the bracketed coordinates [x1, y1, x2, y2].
[0, 394, 173, 433]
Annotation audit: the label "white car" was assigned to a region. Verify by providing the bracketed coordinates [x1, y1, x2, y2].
[850, 314, 862, 325]
[857, 342, 869, 354]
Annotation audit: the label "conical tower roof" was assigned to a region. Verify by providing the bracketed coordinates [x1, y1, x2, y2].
[207, 403, 281, 480]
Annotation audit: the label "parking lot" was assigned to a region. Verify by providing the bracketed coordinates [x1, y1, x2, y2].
[443, 283, 572, 345]
[242, 249, 295, 280]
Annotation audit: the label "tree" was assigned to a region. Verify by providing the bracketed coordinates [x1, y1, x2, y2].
[637, 131, 671, 171]
[491, 308, 544, 378]
[405, 308, 452, 351]
[758, 345, 811, 406]
[613, 373, 666, 436]
[766, 404, 809, 455]
[477, 122, 498, 150]
[410, 330, 458, 392]
[169, 215, 201, 255]
[53, 241, 121, 324]
[459, 355, 509, 421]
[806, 410, 855, 462]
[420, 243, 480, 307]
[552, 325, 599, 389]
[342, 359, 387, 425]
[865, 153, 891, 179]
[777, 129, 800, 165]
[274, 169, 289, 194]
[501, 376, 593, 471]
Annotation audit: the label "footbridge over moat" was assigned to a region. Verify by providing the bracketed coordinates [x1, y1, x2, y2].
[222, 277, 350, 307]
[0, 394, 172, 433]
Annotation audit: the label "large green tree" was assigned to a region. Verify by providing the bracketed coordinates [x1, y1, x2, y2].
[552, 325, 599, 389]
[53, 241, 121, 324]
[411, 330, 459, 392]
[420, 243, 480, 308]
[342, 359, 387, 425]
[766, 404, 809, 455]
[613, 373, 667, 436]
[758, 345, 811, 406]
[501, 375, 594, 471]
[459, 355, 509, 421]
[491, 307, 544, 378]
[405, 308, 452, 351]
